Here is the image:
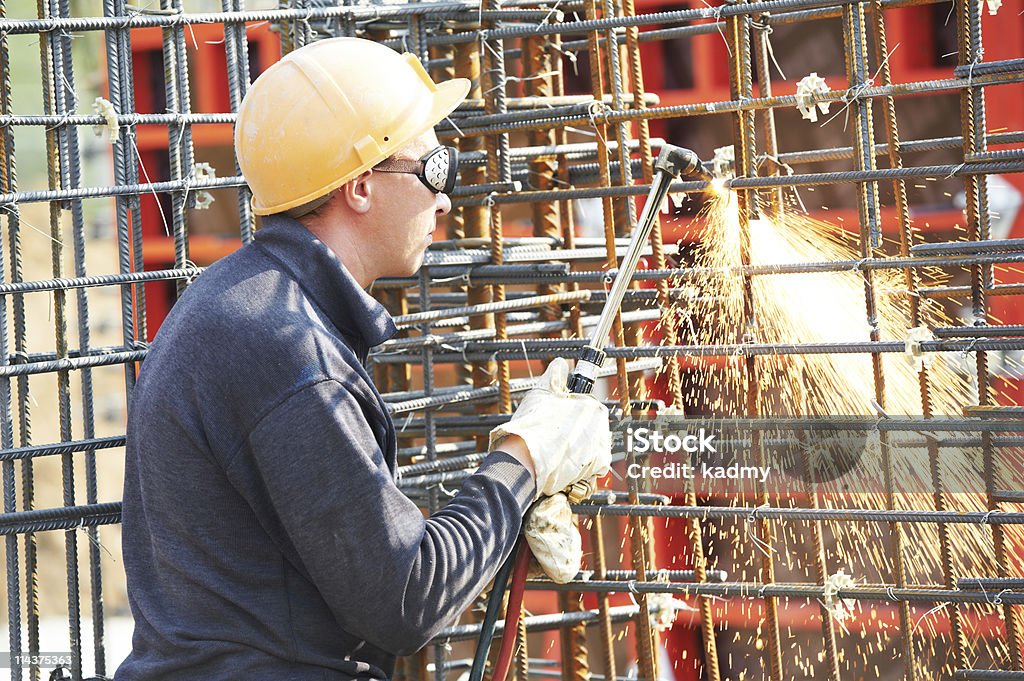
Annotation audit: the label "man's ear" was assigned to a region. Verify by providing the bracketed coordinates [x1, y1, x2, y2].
[340, 169, 373, 215]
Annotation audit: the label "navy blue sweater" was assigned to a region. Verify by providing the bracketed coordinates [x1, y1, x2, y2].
[115, 215, 535, 681]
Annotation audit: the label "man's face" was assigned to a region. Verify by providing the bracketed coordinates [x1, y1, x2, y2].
[367, 130, 452, 278]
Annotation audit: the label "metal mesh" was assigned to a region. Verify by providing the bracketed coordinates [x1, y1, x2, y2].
[1, 0, 1023, 679]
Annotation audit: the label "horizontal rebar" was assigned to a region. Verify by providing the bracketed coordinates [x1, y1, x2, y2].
[964, 406, 1024, 418]
[919, 282, 1024, 300]
[434, 604, 644, 643]
[0, 0, 542, 33]
[527, 579, 1024, 606]
[957, 579, 1024, 591]
[954, 672, 1024, 680]
[386, 359, 657, 413]
[418, 264, 570, 282]
[0, 112, 236, 127]
[910, 238, 1024, 256]
[0, 266, 202, 296]
[454, 158, 1024, 208]
[0, 349, 147, 378]
[774, 130, 1024, 166]
[0, 175, 243, 207]
[458, 139, 658, 166]
[454, 0, 923, 40]
[0, 503, 122, 536]
[953, 58, 1024, 78]
[407, 337, 1024, 363]
[397, 449, 484, 476]
[553, 0, 943, 49]
[392, 290, 591, 327]
[568, 503, 1024, 526]
[582, 569, 728, 582]
[376, 320, 568, 353]
[444, 71, 1024, 139]
[0, 436, 126, 463]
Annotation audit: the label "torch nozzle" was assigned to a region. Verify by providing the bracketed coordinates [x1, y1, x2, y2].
[690, 162, 715, 184]
[654, 145, 714, 184]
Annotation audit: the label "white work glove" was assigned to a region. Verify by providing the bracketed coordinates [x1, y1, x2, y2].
[524, 492, 582, 584]
[489, 357, 612, 499]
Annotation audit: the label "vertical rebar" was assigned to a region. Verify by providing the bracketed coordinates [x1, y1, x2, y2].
[223, 0, 255, 244]
[0, 5, 25, 680]
[453, 36, 496, 430]
[103, 0, 142, 401]
[36, 0, 82, 673]
[481, 0, 513, 417]
[727, 5, 783, 680]
[417, 265, 446, 681]
[750, 15, 784, 215]
[51, 0, 106, 668]
[956, 0, 1023, 669]
[582, 0, 655, 677]
[524, 36, 563, 323]
[160, 0, 193, 298]
[794, 378, 841, 681]
[588, 515, 618, 681]
[869, 3, 923, 677]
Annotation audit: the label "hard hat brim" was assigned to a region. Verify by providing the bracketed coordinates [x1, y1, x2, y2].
[252, 77, 471, 216]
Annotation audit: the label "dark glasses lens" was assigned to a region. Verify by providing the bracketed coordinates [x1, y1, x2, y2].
[373, 145, 459, 195]
[421, 146, 459, 194]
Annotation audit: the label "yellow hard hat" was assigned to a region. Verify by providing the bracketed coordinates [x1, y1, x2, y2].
[235, 37, 470, 216]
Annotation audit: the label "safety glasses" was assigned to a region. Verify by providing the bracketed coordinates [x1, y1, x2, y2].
[373, 145, 459, 194]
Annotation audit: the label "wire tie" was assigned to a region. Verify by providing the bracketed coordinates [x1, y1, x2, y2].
[431, 273, 469, 285]
[961, 337, 981, 357]
[966, 58, 980, 89]
[993, 589, 1009, 607]
[976, 577, 993, 605]
[603, 268, 618, 288]
[981, 509, 996, 524]
[627, 580, 639, 594]
[945, 162, 966, 179]
[885, 586, 899, 602]
[910, 601, 949, 637]
[46, 108, 74, 133]
[851, 257, 868, 272]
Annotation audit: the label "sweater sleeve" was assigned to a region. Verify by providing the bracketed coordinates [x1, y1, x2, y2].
[231, 378, 535, 656]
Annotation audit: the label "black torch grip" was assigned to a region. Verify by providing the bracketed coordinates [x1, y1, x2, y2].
[566, 345, 606, 395]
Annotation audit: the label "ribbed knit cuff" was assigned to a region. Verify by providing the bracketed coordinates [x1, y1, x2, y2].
[475, 451, 536, 515]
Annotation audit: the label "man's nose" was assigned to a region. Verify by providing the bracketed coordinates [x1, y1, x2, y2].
[436, 191, 452, 216]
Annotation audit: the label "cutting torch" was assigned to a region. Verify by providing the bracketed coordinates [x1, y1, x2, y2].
[468, 145, 713, 681]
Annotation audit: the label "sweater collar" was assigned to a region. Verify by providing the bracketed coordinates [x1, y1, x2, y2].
[254, 214, 398, 350]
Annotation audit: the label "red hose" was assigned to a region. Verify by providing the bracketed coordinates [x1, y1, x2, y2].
[492, 541, 533, 681]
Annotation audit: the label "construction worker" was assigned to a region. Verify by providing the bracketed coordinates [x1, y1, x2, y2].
[115, 37, 611, 681]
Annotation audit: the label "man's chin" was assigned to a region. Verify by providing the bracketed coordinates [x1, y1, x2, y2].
[397, 254, 426, 278]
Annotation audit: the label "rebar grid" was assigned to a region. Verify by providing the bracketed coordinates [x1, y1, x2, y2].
[1, 0, 1023, 679]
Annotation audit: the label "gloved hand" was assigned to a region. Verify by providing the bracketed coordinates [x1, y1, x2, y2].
[524, 492, 582, 584]
[489, 357, 611, 500]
